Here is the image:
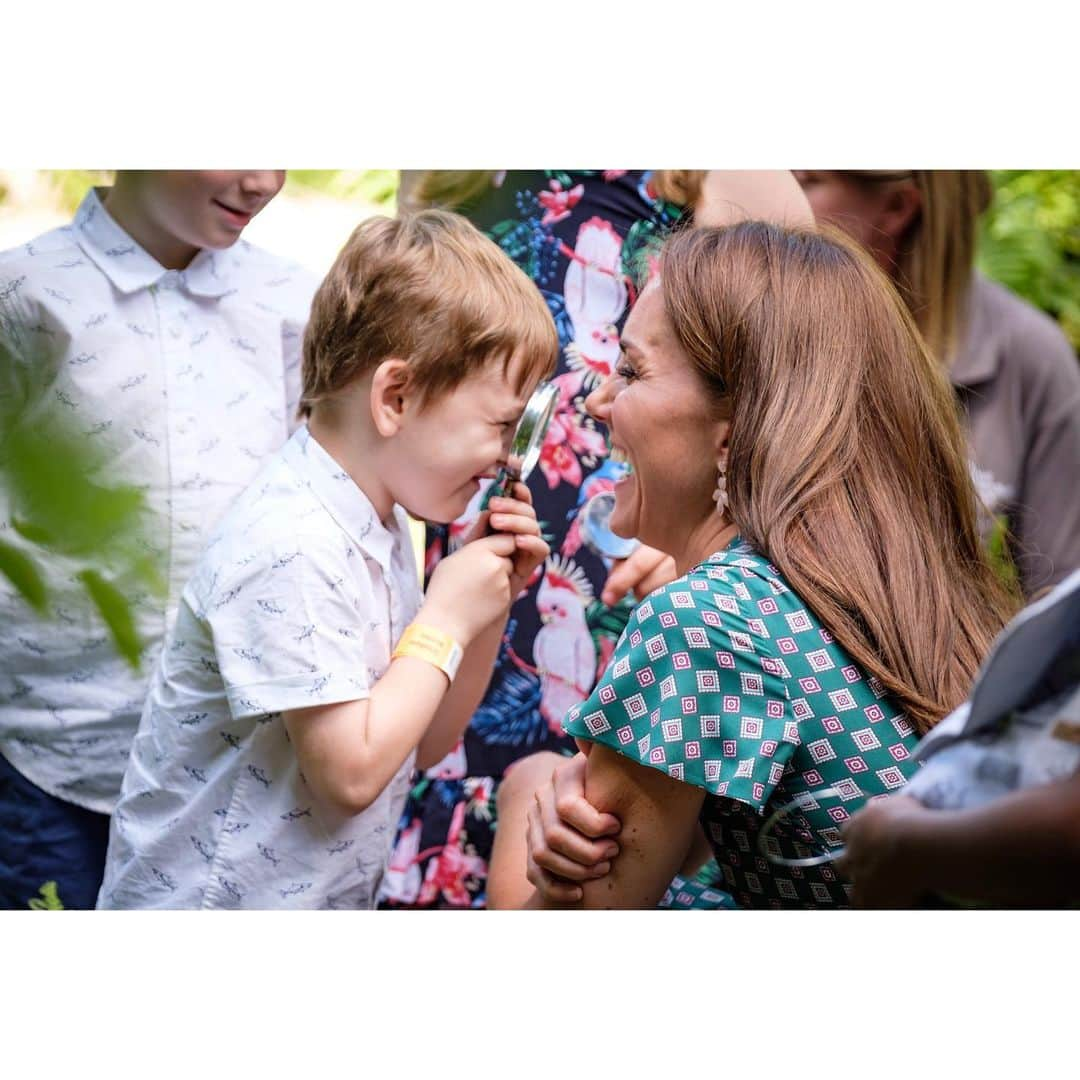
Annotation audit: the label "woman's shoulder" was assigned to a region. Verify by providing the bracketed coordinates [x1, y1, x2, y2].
[637, 539, 805, 627]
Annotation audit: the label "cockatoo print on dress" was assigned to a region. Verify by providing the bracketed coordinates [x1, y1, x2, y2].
[537, 371, 608, 491]
[563, 215, 628, 388]
[534, 554, 596, 733]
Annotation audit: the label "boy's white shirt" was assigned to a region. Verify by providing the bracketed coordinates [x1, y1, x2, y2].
[0, 188, 318, 813]
[98, 426, 421, 909]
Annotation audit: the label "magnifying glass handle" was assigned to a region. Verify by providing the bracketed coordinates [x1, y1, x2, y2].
[480, 468, 513, 513]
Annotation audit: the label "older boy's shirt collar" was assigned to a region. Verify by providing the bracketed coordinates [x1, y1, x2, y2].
[73, 188, 236, 298]
[282, 426, 404, 575]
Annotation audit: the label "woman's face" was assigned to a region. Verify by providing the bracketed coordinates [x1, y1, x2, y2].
[793, 171, 918, 277]
[584, 283, 724, 556]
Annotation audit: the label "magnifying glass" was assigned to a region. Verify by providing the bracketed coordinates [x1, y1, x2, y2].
[480, 381, 559, 508]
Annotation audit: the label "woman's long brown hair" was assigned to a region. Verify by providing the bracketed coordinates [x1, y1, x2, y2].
[661, 222, 1019, 734]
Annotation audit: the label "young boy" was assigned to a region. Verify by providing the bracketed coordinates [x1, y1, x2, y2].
[96, 209, 558, 909]
[0, 172, 317, 909]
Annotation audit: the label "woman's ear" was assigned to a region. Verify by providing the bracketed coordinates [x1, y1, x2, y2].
[878, 182, 922, 243]
[370, 358, 412, 438]
[713, 419, 732, 462]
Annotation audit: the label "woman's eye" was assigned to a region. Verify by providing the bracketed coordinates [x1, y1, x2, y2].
[615, 363, 638, 381]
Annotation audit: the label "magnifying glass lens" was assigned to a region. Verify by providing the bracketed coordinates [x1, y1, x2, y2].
[482, 381, 559, 506]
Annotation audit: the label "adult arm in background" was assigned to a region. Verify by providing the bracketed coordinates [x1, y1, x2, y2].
[839, 770, 1080, 907]
[694, 170, 816, 230]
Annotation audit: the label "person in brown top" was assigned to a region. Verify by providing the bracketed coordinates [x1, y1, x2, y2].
[794, 170, 1080, 597]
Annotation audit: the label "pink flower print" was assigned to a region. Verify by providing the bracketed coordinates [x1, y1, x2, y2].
[602, 170, 628, 182]
[537, 372, 601, 490]
[540, 441, 582, 490]
[538, 179, 585, 227]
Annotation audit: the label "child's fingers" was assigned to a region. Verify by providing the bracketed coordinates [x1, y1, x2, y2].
[509, 480, 534, 506]
[488, 511, 541, 535]
[513, 534, 549, 562]
[486, 495, 537, 521]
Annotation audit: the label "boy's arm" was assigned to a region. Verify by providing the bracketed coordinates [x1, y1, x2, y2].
[416, 485, 549, 769]
[415, 614, 504, 769]
[284, 652, 466, 816]
[840, 772, 1080, 907]
[283, 532, 518, 816]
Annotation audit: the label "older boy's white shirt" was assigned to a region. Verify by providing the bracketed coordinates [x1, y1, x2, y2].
[98, 426, 422, 909]
[0, 189, 318, 813]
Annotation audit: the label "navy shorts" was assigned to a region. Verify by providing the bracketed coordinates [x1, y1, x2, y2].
[0, 752, 111, 910]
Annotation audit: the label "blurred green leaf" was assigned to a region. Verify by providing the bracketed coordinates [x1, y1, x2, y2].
[78, 569, 141, 669]
[1, 337, 164, 669]
[27, 880, 65, 910]
[0, 537, 48, 612]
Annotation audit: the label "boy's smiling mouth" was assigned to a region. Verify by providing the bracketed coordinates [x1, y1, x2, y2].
[213, 198, 255, 227]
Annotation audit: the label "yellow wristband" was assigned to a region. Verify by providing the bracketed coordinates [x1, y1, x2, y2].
[391, 623, 464, 683]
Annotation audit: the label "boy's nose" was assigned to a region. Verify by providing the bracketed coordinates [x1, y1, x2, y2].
[239, 171, 286, 199]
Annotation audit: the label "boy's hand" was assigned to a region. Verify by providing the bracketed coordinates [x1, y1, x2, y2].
[470, 481, 549, 600]
[525, 751, 621, 903]
[422, 533, 517, 646]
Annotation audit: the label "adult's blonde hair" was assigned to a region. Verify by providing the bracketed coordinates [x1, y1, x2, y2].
[838, 170, 993, 363]
[399, 170, 705, 214]
[300, 209, 558, 417]
[661, 222, 1018, 734]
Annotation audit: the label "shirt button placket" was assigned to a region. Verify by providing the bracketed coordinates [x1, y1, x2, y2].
[161, 273, 198, 613]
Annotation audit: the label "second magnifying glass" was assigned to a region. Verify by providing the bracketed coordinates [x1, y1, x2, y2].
[757, 786, 849, 869]
[578, 473, 641, 561]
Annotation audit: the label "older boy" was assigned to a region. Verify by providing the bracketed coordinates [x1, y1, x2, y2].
[97, 210, 557, 908]
[0, 171, 317, 908]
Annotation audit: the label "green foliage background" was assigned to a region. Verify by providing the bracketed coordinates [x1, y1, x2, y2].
[978, 170, 1080, 348]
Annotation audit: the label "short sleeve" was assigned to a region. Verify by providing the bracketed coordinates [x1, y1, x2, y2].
[563, 572, 797, 814]
[203, 532, 378, 719]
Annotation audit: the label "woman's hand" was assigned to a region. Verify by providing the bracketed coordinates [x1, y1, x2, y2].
[525, 752, 622, 903]
[837, 794, 930, 908]
[600, 544, 677, 607]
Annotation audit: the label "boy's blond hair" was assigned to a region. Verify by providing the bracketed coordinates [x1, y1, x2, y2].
[299, 209, 558, 417]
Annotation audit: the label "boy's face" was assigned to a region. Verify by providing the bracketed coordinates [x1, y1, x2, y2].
[130, 170, 285, 250]
[389, 353, 538, 525]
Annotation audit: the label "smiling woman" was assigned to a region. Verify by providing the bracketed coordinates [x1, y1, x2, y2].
[489, 221, 1020, 909]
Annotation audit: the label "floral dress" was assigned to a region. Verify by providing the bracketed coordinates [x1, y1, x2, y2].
[379, 171, 687, 909]
[563, 538, 923, 908]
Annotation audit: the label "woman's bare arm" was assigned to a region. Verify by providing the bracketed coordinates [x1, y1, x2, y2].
[525, 743, 705, 910]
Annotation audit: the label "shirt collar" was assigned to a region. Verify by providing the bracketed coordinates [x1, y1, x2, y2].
[281, 426, 405, 576]
[949, 276, 1002, 389]
[73, 188, 238, 299]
